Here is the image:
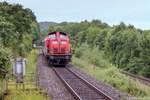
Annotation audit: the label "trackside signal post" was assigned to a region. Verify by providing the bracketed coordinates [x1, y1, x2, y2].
[12, 58, 26, 89]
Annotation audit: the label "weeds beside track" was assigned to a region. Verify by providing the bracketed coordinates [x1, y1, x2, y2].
[122, 71, 150, 86]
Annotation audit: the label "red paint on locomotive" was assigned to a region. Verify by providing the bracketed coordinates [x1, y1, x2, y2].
[42, 32, 71, 65]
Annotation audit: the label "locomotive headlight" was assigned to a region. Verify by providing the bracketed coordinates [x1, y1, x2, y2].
[52, 41, 58, 44]
[61, 41, 66, 44]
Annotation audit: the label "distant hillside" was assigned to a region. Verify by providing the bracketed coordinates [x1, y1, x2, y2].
[39, 21, 57, 30]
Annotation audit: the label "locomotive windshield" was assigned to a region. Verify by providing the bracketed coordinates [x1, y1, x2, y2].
[60, 34, 67, 39]
[60, 32, 67, 38]
[48, 34, 56, 39]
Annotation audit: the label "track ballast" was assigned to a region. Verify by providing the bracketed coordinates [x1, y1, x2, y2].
[53, 67, 114, 100]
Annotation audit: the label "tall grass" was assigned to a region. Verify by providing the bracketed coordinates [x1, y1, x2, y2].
[0, 80, 2, 98]
[4, 49, 49, 100]
[5, 81, 46, 100]
[25, 49, 38, 81]
[5, 91, 44, 100]
[73, 44, 150, 98]
[26, 49, 38, 73]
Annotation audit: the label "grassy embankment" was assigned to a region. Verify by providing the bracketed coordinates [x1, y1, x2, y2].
[5, 49, 49, 100]
[72, 44, 150, 99]
[0, 81, 2, 99]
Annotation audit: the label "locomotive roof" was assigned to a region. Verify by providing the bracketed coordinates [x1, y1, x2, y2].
[48, 31, 67, 35]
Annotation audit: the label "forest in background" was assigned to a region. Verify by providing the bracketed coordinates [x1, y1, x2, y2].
[0, 0, 149, 83]
[41, 20, 150, 78]
[0, 2, 40, 79]
[0, 1, 149, 99]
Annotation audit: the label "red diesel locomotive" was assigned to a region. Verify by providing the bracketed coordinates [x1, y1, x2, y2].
[42, 32, 72, 65]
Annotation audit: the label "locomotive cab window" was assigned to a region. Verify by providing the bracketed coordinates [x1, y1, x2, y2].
[48, 34, 56, 39]
[60, 34, 67, 39]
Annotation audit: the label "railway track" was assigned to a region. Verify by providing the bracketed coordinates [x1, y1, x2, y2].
[53, 67, 114, 100]
[122, 71, 150, 86]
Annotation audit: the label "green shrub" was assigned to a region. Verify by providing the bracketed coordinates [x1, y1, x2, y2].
[0, 46, 11, 79]
[72, 45, 150, 98]
[75, 44, 110, 68]
[25, 49, 38, 81]
[26, 49, 38, 73]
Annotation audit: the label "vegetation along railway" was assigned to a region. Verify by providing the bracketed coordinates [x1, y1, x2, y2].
[1, 1, 150, 100]
[38, 31, 132, 100]
[122, 71, 150, 86]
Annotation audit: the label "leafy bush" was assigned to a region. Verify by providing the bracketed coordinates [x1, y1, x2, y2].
[26, 49, 38, 73]
[0, 45, 11, 79]
[0, 1, 40, 79]
[72, 46, 150, 98]
[75, 43, 110, 68]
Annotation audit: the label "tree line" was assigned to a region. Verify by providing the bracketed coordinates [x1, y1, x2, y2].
[45, 20, 150, 78]
[0, 2, 40, 79]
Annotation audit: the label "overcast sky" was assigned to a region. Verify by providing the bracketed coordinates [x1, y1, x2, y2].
[3, 0, 150, 29]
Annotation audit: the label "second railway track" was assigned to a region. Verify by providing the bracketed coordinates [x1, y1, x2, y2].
[53, 67, 114, 100]
[122, 71, 150, 86]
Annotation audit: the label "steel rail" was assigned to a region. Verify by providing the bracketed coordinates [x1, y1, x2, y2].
[122, 71, 150, 86]
[66, 67, 114, 100]
[53, 67, 114, 100]
[53, 67, 82, 100]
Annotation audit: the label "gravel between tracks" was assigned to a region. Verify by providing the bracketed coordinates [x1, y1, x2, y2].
[67, 64, 134, 100]
[37, 53, 134, 100]
[37, 54, 75, 100]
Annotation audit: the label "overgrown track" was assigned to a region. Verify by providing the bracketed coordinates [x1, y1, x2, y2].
[53, 67, 114, 100]
[122, 71, 150, 86]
